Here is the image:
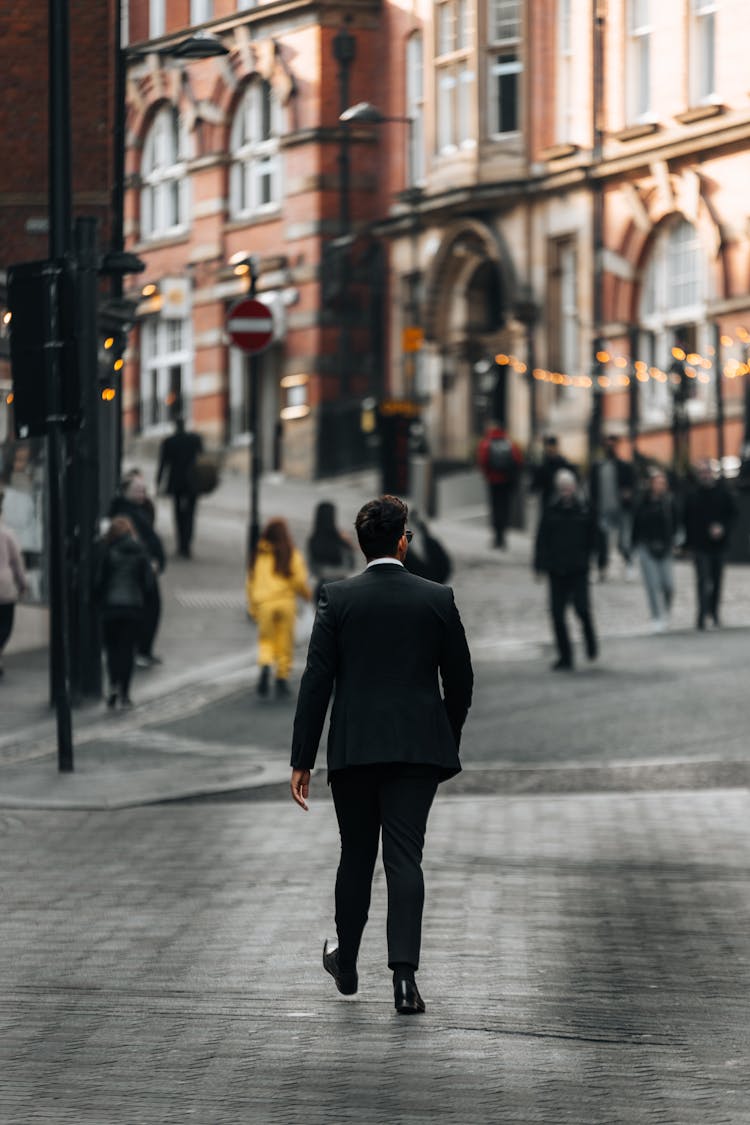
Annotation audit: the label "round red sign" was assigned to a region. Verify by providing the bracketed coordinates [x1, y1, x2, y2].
[227, 297, 274, 354]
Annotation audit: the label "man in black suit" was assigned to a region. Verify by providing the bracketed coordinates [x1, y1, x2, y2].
[290, 495, 473, 1015]
[156, 417, 203, 558]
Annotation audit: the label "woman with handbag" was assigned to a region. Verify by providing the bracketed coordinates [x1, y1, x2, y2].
[247, 518, 312, 699]
[307, 501, 355, 603]
[632, 470, 679, 633]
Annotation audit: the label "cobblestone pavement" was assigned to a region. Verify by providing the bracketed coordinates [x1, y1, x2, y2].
[2, 789, 749, 1124]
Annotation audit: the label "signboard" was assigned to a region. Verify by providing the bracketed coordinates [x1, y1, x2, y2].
[227, 298, 274, 355]
[402, 326, 424, 353]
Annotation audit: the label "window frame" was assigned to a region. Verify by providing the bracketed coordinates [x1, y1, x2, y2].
[149, 0, 166, 39]
[229, 80, 283, 220]
[556, 0, 574, 143]
[487, 0, 523, 139]
[140, 316, 193, 432]
[434, 0, 475, 155]
[690, 0, 718, 106]
[626, 0, 653, 124]
[406, 31, 426, 185]
[190, 0, 214, 26]
[140, 107, 189, 241]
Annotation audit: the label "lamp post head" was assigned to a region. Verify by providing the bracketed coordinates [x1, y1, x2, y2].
[340, 101, 385, 125]
[161, 32, 229, 60]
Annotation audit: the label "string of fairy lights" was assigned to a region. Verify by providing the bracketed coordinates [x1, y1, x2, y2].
[495, 326, 750, 391]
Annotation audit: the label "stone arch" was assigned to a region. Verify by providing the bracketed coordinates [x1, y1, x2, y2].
[422, 218, 516, 345]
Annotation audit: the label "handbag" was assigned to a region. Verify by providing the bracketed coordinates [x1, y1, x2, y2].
[188, 453, 220, 496]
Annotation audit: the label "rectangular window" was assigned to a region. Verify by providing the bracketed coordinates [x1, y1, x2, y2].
[149, 0, 165, 38]
[435, 1, 475, 153]
[406, 33, 425, 184]
[488, 0, 522, 137]
[691, 0, 717, 104]
[556, 0, 573, 142]
[627, 0, 652, 122]
[190, 0, 213, 25]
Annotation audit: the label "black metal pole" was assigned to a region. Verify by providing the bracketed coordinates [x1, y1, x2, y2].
[111, 0, 126, 483]
[333, 24, 356, 458]
[72, 217, 103, 699]
[588, 4, 605, 464]
[714, 323, 725, 469]
[48, 0, 74, 770]
[628, 324, 639, 449]
[247, 265, 261, 563]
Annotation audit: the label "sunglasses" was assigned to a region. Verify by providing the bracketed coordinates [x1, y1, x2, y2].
[404, 529, 413, 543]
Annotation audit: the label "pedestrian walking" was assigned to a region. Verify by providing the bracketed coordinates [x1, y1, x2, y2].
[109, 473, 166, 667]
[290, 495, 473, 1015]
[94, 516, 154, 709]
[156, 416, 203, 559]
[0, 490, 28, 678]
[247, 518, 312, 698]
[476, 421, 523, 548]
[589, 434, 637, 581]
[402, 511, 453, 584]
[632, 469, 679, 632]
[534, 469, 599, 670]
[529, 434, 578, 518]
[307, 501, 355, 603]
[684, 461, 737, 629]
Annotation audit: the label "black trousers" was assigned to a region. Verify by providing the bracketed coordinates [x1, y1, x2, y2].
[330, 763, 440, 972]
[549, 572, 597, 665]
[488, 483, 513, 545]
[102, 615, 141, 698]
[0, 602, 15, 652]
[693, 550, 725, 622]
[173, 492, 197, 556]
[138, 579, 161, 658]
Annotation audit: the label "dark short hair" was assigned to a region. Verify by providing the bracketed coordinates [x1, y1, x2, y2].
[543, 434, 558, 446]
[355, 495, 408, 560]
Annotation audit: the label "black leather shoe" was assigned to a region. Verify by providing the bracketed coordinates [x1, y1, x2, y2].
[394, 978, 425, 1014]
[323, 939, 358, 995]
[551, 659, 573, 671]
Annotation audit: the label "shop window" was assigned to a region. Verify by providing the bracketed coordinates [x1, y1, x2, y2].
[140, 318, 192, 430]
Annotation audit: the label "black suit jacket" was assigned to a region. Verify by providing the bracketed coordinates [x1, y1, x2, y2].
[157, 431, 203, 495]
[291, 563, 473, 779]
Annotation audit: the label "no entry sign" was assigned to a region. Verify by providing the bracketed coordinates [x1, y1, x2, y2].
[227, 297, 274, 354]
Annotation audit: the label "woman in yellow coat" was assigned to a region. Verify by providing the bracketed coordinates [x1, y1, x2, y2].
[247, 518, 312, 697]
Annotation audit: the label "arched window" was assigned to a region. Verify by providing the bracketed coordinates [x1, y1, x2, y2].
[638, 219, 710, 417]
[229, 80, 282, 219]
[140, 107, 189, 240]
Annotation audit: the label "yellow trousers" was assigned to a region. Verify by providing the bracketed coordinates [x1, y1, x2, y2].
[255, 599, 296, 679]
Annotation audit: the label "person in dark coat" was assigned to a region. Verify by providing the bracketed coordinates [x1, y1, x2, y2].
[306, 501, 355, 603]
[530, 435, 577, 518]
[156, 417, 204, 559]
[534, 469, 599, 670]
[95, 516, 153, 709]
[290, 495, 473, 1015]
[589, 434, 637, 580]
[109, 473, 165, 667]
[684, 461, 737, 629]
[476, 421, 523, 548]
[631, 469, 679, 632]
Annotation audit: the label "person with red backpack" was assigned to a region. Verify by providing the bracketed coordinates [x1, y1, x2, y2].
[477, 421, 524, 549]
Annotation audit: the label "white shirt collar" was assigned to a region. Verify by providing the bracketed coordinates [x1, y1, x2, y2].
[366, 557, 404, 569]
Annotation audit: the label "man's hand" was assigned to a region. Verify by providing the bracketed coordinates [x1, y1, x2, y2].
[291, 768, 311, 811]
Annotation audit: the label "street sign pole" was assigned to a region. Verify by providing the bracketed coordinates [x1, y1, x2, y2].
[49, 0, 74, 771]
[226, 289, 274, 563]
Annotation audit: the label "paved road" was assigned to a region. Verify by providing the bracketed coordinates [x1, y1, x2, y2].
[2, 788, 749, 1124]
[3, 468, 750, 1122]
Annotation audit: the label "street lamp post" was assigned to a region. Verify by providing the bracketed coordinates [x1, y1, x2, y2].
[339, 100, 421, 404]
[514, 286, 539, 446]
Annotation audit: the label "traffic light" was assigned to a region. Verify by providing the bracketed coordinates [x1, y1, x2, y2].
[97, 297, 138, 400]
[7, 259, 80, 438]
